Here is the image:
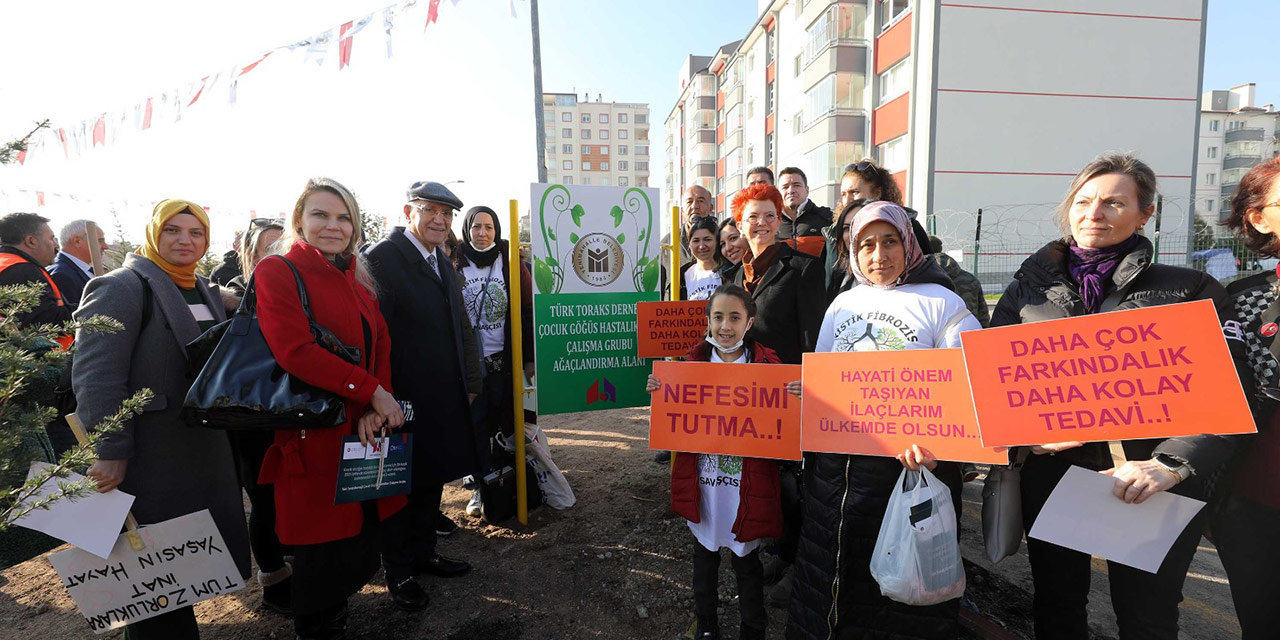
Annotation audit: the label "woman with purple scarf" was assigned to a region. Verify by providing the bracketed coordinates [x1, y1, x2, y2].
[990, 153, 1238, 640]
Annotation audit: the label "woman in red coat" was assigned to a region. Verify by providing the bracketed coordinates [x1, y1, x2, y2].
[646, 284, 787, 640]
[256, 177, 406, 640]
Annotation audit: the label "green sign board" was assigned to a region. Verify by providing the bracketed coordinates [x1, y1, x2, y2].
[530, 184, 662, 414]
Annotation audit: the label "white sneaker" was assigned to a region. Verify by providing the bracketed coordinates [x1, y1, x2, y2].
[466, 489, 483, 518]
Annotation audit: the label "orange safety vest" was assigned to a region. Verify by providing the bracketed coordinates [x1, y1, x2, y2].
[0, 252, 74, 349]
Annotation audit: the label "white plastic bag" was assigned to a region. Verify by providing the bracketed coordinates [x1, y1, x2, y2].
[869, 467, 966, 606]
[495, 425, 576, 509]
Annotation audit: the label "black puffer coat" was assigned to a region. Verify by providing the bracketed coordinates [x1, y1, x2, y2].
[787, 260, 964, 640]
[989, 236, 1240, 485]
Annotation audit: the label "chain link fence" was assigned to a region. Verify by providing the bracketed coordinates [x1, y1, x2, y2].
[927, 196, 1267, 297]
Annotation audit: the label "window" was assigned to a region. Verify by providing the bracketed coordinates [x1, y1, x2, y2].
[637, 162, 649, 171]
[1206, 199, 1215, 211]
[804, 141, 865, 185]
[561, 112, 571, 122]
[1228, 120, 1242, 131]
[600, 113, 609, 124]
[1207, 146, 1218, 159]
[581, 129, 590, 139]
[636, 114, 647, 124]
[581, 113, 591, 123]
[564, 176, 574, 184]
[1205, 172, 1216, 185]
[620, 177, 630, 186]
[601, 161, 610, 171]
[794, 110, 804, 135]
[637, 145, 648, 155]
[638, 177, 648, 187]
[1208, 119, 1220, 132]
[618, 145, 628, 155]
[619, 129, 629, 139]
[881, 0, 910, 31]
[582, 177, 591, 185]
[795, 53, 803, 77]
[600, 145, 609, 155]
[620, 161, 629, 170]
[748, 53, 755, 72]
[747, 144, 755, 165]
[877, 135, 908, 172]
[601, 178, 610, 186]
[879, 59, 909, 104]
[562, 160, 572, 170]
[583, 161, 592, 171]
[561, 127, 571, 138]
[562, 144, 572, 154]
[600, 130, 610, 139]
[619, 113, 629, 123]
[747, 98, 755, 119]
[807, 72, 866, 125]
[555, 94, 577, 106]
[805, 3, 866, 63]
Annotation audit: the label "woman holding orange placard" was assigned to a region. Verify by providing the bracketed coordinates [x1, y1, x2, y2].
[990, 153, 1238, 640]
[786, 201, 980, 640]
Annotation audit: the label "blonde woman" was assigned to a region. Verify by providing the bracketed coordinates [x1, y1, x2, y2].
[255, 177, 405, 639]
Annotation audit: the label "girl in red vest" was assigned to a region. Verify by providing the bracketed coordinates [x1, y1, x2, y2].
[646, 283, 792, 640]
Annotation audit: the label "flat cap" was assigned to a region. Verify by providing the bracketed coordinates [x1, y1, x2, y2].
[406, 181, 463, 211]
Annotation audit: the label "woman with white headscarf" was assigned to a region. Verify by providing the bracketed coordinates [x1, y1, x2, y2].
[787, 201, 980, 640]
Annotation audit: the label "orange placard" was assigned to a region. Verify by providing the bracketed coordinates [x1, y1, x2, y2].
[961, 299, 1255, 448]
[636, 300, 707, 358]
[649, 361, 802, 460]
[802, 349, 1005, 463]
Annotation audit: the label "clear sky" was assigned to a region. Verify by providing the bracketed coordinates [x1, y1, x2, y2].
[0, 0, 1273, 250]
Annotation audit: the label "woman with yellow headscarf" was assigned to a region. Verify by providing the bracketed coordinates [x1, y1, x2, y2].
[76, 199, 250, 640]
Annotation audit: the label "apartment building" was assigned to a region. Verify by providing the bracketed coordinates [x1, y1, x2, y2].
[542, 93, 650, 189]
[666, 0, 1207, 267]
[1196, 83, 1280, 232]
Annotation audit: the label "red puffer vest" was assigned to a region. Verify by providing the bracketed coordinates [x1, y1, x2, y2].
[669, 338, 784, 543]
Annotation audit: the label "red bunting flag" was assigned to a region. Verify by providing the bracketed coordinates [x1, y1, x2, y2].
[92, 115, 106, 147]
[36, 191, 45, 206]
[142, 98, 153, 130]
[239, 52, 272, 76]
[339, 21, 354, 69]
[426, 0, 441, 29]
[188, 76, 209, 106]
[16, 150, 26, 165]
[57, 128, 69, 158]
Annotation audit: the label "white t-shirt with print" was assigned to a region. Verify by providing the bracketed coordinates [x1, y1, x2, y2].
[686, 349, 759, 557]
[460, 261, 508, 358]
[683, 264, 722, 301]
[816, 282, 981, 353]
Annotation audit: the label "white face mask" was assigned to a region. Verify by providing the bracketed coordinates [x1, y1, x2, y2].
[706, 332, 745, 353]
[473, 240, 498, 252]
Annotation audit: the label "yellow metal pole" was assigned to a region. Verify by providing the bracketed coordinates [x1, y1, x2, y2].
[670, 206, 680, 301]
[509, 199, 529, 525]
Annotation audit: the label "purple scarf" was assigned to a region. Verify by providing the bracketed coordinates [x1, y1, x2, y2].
[1067, 234, 1142, 314]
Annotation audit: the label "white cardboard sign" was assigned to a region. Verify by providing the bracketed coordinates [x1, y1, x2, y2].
[48, 509, 244, 633]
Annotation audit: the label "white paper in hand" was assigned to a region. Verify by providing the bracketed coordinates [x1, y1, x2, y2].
[14, 462, 134, 559]
[1028, 465, 1205, 573]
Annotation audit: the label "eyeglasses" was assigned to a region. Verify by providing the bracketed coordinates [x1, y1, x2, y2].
[411, 202, 454, 219]
[1263, 202, 1280, 210]
[249, 217, 284, 229]
[744, 212, 779, 224]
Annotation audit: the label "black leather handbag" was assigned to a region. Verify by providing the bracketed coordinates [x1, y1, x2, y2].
[182, 256, 359, 430]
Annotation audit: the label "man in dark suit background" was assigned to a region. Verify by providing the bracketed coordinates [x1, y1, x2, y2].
[47, 219, 108, 309]
[365, 181, 484, 612]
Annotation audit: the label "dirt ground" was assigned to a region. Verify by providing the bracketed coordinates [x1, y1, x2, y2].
[0, 407, 1242, 640]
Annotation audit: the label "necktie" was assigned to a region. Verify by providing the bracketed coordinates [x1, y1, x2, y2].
[426, 252, 439, 278]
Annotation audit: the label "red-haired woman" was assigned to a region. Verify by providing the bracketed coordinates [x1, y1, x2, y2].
[1217, 156, 1280, 639]
[725, 183, 826, 365]
[724, 183, 826, 607]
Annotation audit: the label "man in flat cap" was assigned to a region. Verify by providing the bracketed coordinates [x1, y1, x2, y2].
[365, 181, 484, 611]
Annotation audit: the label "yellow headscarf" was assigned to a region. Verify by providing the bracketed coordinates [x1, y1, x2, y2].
[137, 199, 211, 289]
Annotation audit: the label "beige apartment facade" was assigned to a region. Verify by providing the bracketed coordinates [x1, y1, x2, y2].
[543, 93, 651, 189]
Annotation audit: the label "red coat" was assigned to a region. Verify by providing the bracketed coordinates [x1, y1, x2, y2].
[670, 339, 784, 543]
[257, 242, 406, 545]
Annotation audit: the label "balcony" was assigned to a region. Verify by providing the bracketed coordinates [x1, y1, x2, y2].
[1223, 154, 1263, 171]
[1222, 183, 1239, 199]
[1224, 127, 1265, 143]
[722, 129, 743, 154]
